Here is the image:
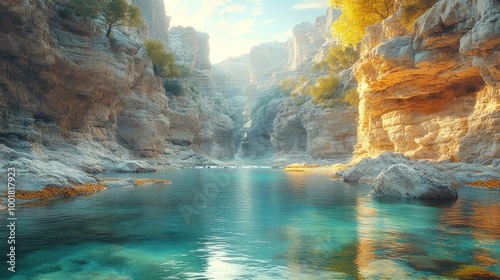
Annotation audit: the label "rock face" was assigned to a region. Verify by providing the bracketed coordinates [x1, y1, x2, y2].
[354, 0, 499, 164]
[169, 26, 214, 93]
[213, 55, 250, 113]
[342, 153, 416, 183]
[213, 55, 250, 148]
[0, 0, 168, 189]
[131, 0, 171, 46]
[372, 164, 458, 200]
[213, 9, 358, 162]
[167, 26, 236, 160]
[0, 0, 234, 190]
[340, 152, 500, 185]
[287, 8, 340, 71]
[271, 99, 357, 161]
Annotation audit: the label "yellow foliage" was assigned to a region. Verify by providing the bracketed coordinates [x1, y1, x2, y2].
[330, 0, 395, 45]
[308, 75, 341, 107]
[279, 76, 308, 96]
[330, 0, 437, 45]
[312, 45, 359, 72]
[343, 88, 359, 107]
[400, 0, 438, 28]
[145, 40, 181, 78]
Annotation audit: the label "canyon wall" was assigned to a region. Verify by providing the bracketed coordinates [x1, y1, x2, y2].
[214, 9, 358, 162]
[167, 26, 236, 160]
[354, 0, 499, 164]
[0, 0, 233, 190]
[131, 0, 171, 46]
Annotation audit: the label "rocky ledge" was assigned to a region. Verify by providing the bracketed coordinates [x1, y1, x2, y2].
[339, 153, 499, 200]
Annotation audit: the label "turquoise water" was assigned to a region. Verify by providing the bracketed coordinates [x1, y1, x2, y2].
[1, 168, 499, 279]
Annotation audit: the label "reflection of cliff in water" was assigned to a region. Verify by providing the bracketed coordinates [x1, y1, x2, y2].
[278, 189, 500, 278]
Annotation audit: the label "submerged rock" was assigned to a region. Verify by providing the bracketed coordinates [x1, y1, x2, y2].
[371, 164, 458, 200]
[103, 178, 138, 189]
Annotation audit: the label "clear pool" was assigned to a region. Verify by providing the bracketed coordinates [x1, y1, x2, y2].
[1, 168, 498, 279]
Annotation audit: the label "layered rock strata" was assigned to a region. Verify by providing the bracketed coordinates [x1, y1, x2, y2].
[354, 0, 499, 164]
[214, 9, 358, 161]
[0, 0, 234, 191]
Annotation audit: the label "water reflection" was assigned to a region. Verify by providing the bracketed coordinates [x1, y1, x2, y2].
[279, 183, 500, 278]
[1, 169, 498, 279]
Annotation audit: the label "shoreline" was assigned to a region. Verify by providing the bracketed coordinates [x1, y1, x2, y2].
[1, 155, 498, 207]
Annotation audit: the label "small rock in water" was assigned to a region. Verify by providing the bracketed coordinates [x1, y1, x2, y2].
[371, 164, 458, 200]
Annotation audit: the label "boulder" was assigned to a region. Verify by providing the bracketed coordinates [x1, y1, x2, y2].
[371, 164, 458, 200]
[342, 153, 411, 182]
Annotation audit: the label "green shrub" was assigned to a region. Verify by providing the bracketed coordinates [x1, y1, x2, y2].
[312, 45, 359, 73]
[343, 88, 359, 107]
[145, 40, 181, 78]
[163, 79, 183, 96]
[308, 75, 341, 106]
[278, 76, 308, 96]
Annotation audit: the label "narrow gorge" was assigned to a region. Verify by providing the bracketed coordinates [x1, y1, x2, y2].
[0, 0, 499, 278]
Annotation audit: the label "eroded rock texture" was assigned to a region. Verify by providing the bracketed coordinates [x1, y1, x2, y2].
[0, 0, 234, 190]
[354, 0, 499, 164]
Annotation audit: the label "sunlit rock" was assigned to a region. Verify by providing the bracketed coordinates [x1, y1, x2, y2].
[354, 0, 499, 164]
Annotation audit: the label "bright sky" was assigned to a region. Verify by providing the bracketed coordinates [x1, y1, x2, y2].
[163, 0, 330, 64]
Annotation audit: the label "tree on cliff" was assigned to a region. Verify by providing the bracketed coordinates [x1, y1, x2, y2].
[65, 0, 143, 37]
[330, 0, 437, 45]
[144, 40, 181, 78]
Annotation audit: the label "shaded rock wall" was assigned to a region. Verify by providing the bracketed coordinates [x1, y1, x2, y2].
[167, 26, 236, 160]
[213, 8, 358, 162]
[213, 55, 250, 148]
[272, 100, 358, 161]
[0, 0, 168, 158]
[0, 0, 234, 190]
[354, 0, 499, 164]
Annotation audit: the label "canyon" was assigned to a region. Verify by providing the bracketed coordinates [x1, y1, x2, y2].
[0, 0, 498, 192]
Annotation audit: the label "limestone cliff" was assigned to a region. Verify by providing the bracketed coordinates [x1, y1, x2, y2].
[169, 26, 214, 93]
[213, 55, 250, 148]
[214, 9, 358, 162]
[287, 8, 340, 71]
[272, 99, 358, 161]
[131, 0, 171, 46]
[0, 0, 233, 191]
[354, 0, 499, 164]
[167, 26, 236, 160]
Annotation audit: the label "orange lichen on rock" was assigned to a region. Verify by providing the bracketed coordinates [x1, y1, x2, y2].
[467, 179, 500, 188]
[14, 183, 107, 200]
[134, 179, 172, 185]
